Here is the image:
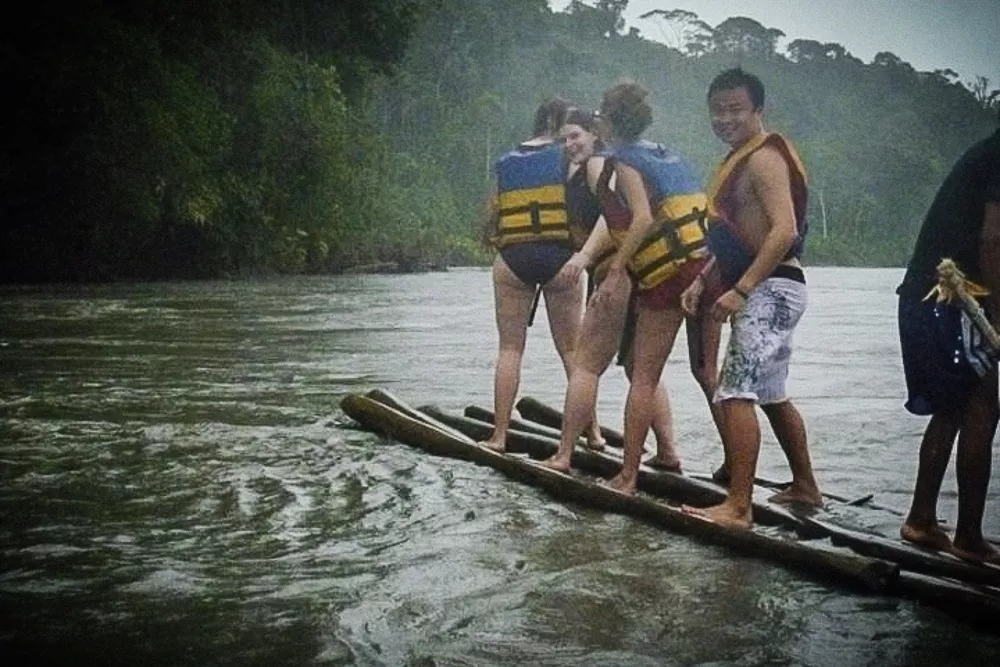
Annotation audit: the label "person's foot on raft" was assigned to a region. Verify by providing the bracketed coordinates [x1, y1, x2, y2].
[900, 521, 952, 552]
[584, 432, 606, 452]
[642, 454, 682, 474]
[950, 538, 1000, 565]
[600, 473, 637, 495]
[768, 482, 823, 508]
[681, 502, 752, 530]
[540, 454, 572, 473]
[479, 437, 506, 453]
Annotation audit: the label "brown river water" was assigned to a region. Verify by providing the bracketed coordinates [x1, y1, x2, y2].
[1, 267, 997, 666]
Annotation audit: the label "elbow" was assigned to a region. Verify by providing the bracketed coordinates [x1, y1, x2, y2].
[779, 228, 799, 253]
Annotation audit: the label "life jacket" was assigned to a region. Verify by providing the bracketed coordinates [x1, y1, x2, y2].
[598, 141, 710, 291]
[705, 132, 808, 289]
[492, 142, 571, 249]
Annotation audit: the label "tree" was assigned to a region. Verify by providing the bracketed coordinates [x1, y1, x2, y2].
[712, 17, 785, 58]
[638, 8, 714, 56]
[969, 76, 1000, 111]
[567, 0, 629, 39]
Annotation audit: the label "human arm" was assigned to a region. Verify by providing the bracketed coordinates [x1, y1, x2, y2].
[608, 162, 655, 272]
[578, 217, 614, 268]
[711, 146, 798, 319]
[681, 256, 716, 316]
[734, 146, 798, 292]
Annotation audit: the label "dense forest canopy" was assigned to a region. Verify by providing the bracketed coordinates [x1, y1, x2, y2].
[2, 0, 997, 282]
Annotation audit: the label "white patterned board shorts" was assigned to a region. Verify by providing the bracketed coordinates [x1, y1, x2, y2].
[715, 277, 808, 405]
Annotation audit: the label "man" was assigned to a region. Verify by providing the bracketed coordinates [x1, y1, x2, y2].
[680, 67, 822, 529]
[896, 111, 1000, 564]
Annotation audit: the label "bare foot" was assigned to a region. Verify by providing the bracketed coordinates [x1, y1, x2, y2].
[681, 502, 752, 530]
[768, 483, 823, 508]
[600, 473, 636, 495]
[479, 439, 506, 453]
[950, 539, 1000, 565]
[642, 455, 682, 474]
[584, 434, 606, 451]
[900, 521, 952, 552]
[539, 455, 571, 473]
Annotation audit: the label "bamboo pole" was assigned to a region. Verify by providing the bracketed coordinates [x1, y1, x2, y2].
[512, 396, 887, 510]
[422, 405, 816, 534]
[896, 571, 1000, 620]
[804, 517, 1000, 589]
[935, 258, 1000, 352]
[340, 392, 898, 593]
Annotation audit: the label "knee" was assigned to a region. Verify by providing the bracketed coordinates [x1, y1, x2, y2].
[628, 373, 659, 395]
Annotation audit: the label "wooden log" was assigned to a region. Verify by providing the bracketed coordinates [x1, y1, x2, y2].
[340, 393, 898, 594]
[366, 388, 474, 443]
[481, 396, 1000, 593]
[515, 396, 625, 446]
[465, 404, 596, 451]
[804, 517, 1000, 589]
[896, 571, 1000, 624]
[516, 395, 897, 512]
[423, 405, 817, 534]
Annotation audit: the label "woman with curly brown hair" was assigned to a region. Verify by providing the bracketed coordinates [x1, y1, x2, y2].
[543, 82, 716, 494]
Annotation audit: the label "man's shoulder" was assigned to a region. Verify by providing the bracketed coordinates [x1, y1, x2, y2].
[744, 143, 792, 180]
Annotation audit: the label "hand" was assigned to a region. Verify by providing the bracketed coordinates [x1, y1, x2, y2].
[550, 252, 587, 290]
[592, 262, 630, 307]
[681, 276, 704, 317]
[711, 289, 747, 322]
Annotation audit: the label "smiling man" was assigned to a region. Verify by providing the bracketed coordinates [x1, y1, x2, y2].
[680, 67, 822, 529]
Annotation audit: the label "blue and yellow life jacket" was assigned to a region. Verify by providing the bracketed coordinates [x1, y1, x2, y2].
[492, 142, 571, 249]
[607, 141, 710, 290]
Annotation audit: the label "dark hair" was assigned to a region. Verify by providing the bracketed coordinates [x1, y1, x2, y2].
[600, 81, 652, 143]
[708, 67, 765, 110]
[564, 106, 598, 132]
[532, 98, 570, 136]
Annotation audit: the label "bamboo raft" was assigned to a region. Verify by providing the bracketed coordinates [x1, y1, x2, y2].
[340, 389, 1000, 628]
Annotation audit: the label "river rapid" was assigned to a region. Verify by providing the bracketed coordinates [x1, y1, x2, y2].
[1, 267, 997, 666]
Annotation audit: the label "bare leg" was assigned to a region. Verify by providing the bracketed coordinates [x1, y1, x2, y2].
[480, 256, 535, 452]
[624, 358, 679, 470]
[762, 400, 822, 506]
[900, 411, 960, 550]
[951, 368, 1000, 563]
[606, 305, 684, 494]
[684, 398, 758, 528]
[687, 314, 727, 482]
[544, 269, 605, 450]
[542, 277, 630, 471]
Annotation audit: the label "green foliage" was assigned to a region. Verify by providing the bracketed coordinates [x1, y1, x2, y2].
[2, 0, 997, 282]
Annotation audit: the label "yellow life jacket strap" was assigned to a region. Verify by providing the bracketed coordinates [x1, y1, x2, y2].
[706, 132, 806, 221]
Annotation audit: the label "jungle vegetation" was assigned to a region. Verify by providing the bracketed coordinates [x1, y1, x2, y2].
[3, 0, 997, 282]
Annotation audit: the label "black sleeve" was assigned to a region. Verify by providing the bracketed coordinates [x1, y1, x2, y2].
[986, 144, 1000, 203]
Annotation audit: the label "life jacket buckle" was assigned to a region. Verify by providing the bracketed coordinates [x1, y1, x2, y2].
[529, 201, 542, 233]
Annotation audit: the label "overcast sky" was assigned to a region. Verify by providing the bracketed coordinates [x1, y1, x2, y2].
[557, 0, 1000, 87]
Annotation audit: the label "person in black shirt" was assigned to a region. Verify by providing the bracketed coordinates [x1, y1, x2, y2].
[897, 114, 1000, 564]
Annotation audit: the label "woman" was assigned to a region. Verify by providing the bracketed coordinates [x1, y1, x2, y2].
[478, 99, 598, 452]
[560, 106, 681, 470]
[543, 82, 711, 494]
